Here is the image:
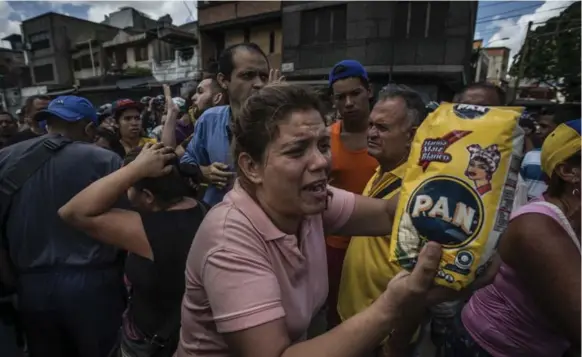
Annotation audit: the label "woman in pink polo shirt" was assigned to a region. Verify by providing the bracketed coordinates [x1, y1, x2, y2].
[176, 83, 490, 357]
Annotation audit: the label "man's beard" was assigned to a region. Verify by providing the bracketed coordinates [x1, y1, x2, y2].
[192, 105, 208, 120]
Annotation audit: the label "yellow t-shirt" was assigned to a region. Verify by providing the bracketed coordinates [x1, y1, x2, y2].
[139, 137, 157, 146]
[337, 164, 406, 323]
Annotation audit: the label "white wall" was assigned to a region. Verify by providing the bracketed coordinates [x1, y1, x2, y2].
[74, 67, 103, 80]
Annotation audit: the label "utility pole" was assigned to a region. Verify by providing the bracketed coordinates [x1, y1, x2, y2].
[88, 39, 96, 77]
[513, 21, 533, 102]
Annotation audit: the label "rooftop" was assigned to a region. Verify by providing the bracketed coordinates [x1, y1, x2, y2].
[2, 34, 22, 42]
[22, 11, 120, 32]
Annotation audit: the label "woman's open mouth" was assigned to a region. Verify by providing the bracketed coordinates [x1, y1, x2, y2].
[302, 179, 328, 200]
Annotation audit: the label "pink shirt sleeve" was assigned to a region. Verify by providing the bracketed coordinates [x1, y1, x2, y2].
[202, 246, 285, 333]
[322, 185, 356, 233]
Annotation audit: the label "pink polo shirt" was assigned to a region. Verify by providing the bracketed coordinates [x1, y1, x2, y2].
[176, 180, 356, 356]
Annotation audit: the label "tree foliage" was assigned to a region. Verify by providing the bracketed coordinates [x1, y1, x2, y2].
[510, 2, 581, 102]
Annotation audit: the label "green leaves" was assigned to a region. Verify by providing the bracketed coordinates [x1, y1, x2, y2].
[511, 2, 581, 102]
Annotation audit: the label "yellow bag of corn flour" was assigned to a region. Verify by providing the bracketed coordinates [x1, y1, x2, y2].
[389, 103, 524, 290]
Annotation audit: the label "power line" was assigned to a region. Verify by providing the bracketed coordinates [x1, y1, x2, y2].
[476, 5, 570, 24]
[183, 1, 194, 21]
[479, 1, 518, 9]
[478, 3, 541, 21]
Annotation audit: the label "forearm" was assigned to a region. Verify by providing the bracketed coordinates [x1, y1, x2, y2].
[161, 110, 179, 148]
[337, 197, 396, 237]
[175, 145, 186, 158]
[59, 165, 142, 220]
[282, 299, 400, 357]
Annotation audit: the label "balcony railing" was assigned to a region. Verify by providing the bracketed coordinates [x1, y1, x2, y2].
[151, 49, 202, 82]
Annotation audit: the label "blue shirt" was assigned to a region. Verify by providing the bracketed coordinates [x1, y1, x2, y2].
[181, 105, 234, 206]
[0, 134, 124, 271]
[520, 148, 548, 200]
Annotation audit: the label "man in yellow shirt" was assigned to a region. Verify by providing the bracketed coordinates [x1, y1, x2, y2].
[337, 87, 428, 356]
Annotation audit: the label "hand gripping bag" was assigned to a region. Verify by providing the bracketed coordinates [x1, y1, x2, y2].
[389, 103, 524, 290]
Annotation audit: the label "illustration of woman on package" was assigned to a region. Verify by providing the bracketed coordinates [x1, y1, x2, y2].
[465, 144, 501, 195]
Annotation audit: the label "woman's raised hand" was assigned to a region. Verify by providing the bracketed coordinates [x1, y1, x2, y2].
[130, 143, 176, 178]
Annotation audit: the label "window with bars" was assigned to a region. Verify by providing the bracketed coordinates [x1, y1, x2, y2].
[300, 5, 347, 45]
[29, 31, 50, 51]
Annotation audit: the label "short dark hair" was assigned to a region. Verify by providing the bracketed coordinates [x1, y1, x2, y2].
[458, 82, 506, 105]
[123, 148, 203, 208]
[233, 83, 325, 171]
[95, 127, 125, 158]
[377, 88, 428, 127]
[201, 74, 222, 93]
[218, 43, 269, 79]
[0, 110, 15, 121]
[186, 75, 224, 107]
[24, 95, 50, 116]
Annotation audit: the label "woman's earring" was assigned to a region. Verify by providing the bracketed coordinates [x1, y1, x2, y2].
[573, 188, 580, 197]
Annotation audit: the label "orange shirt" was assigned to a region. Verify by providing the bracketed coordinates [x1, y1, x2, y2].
[326, 121, 378, 250]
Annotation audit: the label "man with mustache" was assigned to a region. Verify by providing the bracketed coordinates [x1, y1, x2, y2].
[338, 87, 428, 356]
[181, 43, 281, 206]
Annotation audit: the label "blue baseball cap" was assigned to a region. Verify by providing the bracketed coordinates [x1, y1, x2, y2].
[34, 96, 98, 124]
[329, 60, 369, 87]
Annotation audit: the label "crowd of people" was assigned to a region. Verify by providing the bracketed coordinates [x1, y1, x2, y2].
[0, 41, 579, 357]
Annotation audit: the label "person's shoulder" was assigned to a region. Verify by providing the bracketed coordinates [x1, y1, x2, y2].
[329, 121, 341, 135]
[195, 200, 266, 254]
[0, 135, 47, 163]
[5, 129, 37, 145]
[67, 142, 122, 166]
[509, 200, 563, 235]
[0, 136, 41, 171]
[69, 141, 116, 156]
[197, 105, 230, 125]
[522, 149, 541, 162]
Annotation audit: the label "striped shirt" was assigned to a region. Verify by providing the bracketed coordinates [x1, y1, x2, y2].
[520, 149, 548, 200]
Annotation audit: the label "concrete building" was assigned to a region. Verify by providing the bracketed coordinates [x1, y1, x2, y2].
[102, 6, 160, 31]
[21, 12, 119, 88]
[0, 34, 31, 88]
[472, 39, 490, 83]
[483, 47, 510, 86]
[101, 26, 200, 83]
[21, 8, 201, 102]
[197, 1, 282, 72]
[0, 35, 32, 114]
[281, 1, 478, 100]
